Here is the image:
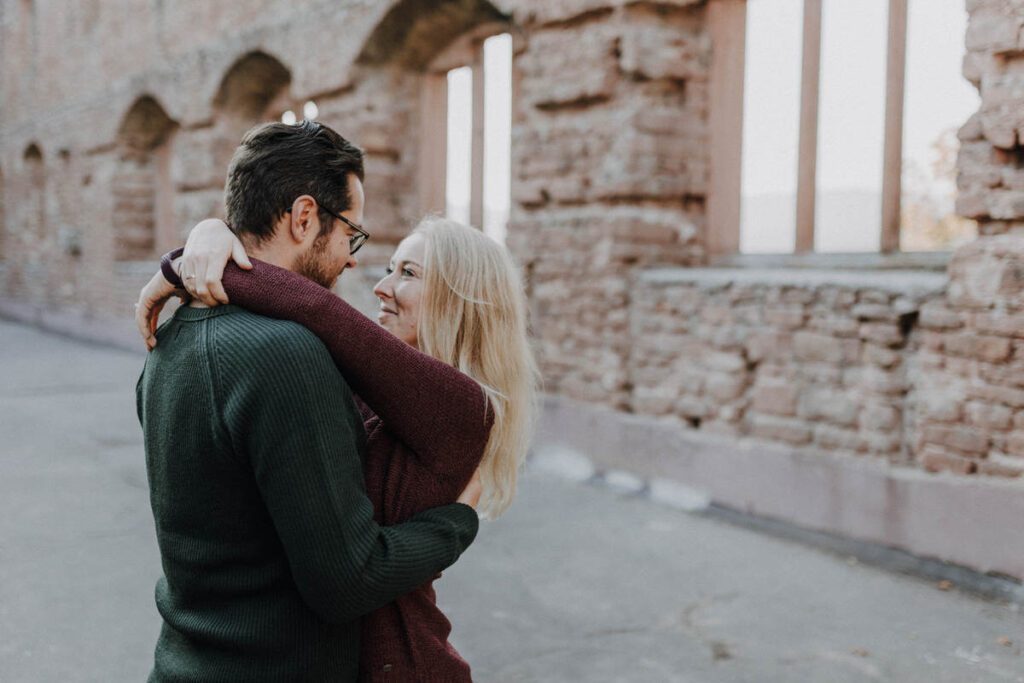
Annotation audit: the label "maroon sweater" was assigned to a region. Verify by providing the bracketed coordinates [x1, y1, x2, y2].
[221, 260, 493, 682]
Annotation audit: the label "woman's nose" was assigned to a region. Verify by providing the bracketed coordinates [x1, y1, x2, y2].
[373, 275, 391, 300]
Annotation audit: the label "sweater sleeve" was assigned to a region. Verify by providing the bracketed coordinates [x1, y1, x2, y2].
[220, 259, 493, 477]
[214, 319, 479, 624]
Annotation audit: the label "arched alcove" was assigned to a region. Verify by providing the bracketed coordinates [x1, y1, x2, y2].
[210, 51, 293, 187]
[356, 0, 507, 70]
[349, 0, 513, 235]
[214, 51, 292, 120]
[113, 95, 178, 260]
[23, 144, 44, 242]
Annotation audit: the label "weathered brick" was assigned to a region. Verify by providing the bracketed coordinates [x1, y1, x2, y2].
[965, 400, 1014, 430]
[794, 331, 858, 364]
[972, 311, 1024, 337]
[862, 431, 902, 455]
[618, 21, 708, 83]
[923, 424, 990, 456]
[920, 447, 978, 475]
[799, 387, 860, 427]
[965, 9, 1021, 52]
[918, 303, 964, 330]
[851, 303, 897, 322]
[859, 322, 905, 348]
[978, 361, 1024, 388]
[744, 330, 792, 364]
[749, 414, 813, 446]
[676, 394, 710, 419]
[763, 306, 807, 330]
[751, 380, 800, 417]
[976, 460, 1024, 478]
[632, 386, 678, 415]
[845, 366, 907, 396]
[860, 402, 900, 432]
[704, 372, 747, 402]
[1007, 431, 1024, 457]
[809, 315, 860, 338]
[943, 333, 1013, 362]
[863, 344, 900, 368]
[917, 385, 962, 428]
[704, 350, 747, 373]
[814, 424, 865, 452]
[969, 382, 1024, 408]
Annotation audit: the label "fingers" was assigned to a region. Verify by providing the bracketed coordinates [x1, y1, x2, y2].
[181, 253, 210, 305]
[136, 271, 177, 350]
[135, 300, 152, 347]
[182, 249, 227, 307]
[146, 299, 168, 350]
[206, 254, 230, 305]
[232, 237, 253, 270]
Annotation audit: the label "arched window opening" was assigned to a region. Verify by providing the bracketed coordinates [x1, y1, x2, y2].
[23, 144, 44, 243]
[353, 0, 513, 244]
[214, 51, 292, 122]
[424, 29, 514, 244]
[113, 96, 178, 261]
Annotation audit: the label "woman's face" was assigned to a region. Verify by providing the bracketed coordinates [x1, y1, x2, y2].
[373, 233, 426, 347]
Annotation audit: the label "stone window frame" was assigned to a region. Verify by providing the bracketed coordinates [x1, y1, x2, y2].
[707, 0, 936, 265]
[417, 21, 517, 227]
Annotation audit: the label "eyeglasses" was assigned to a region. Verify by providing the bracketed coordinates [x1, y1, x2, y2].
[286, 202, 370, 255]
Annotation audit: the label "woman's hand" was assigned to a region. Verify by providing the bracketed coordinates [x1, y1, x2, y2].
[136, 270, 187, 351]
[179, 218, 252, 306]
[456, 468, 483, 510]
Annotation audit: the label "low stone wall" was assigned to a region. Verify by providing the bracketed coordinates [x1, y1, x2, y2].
[630, 267, 945, 461]
[914, 235, 1024, 476]
[626, 236, 1024, 483]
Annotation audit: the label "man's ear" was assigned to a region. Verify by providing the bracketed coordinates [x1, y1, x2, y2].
[288, 195, 318, 244]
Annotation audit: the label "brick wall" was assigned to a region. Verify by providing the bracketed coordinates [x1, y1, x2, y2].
[630, 270, 940, 458]
[957, 0, 1024, 235]
[510, 1, 708, 408]
[1, 0, 1023, 489]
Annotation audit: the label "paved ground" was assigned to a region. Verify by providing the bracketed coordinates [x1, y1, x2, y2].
[1, 318, 1022, 683]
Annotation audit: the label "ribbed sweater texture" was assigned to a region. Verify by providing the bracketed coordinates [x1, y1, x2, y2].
[219, 260, 495, 682]
[136, 302, 479, 682]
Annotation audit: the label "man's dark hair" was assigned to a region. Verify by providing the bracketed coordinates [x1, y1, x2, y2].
[224, 120, 364, 244]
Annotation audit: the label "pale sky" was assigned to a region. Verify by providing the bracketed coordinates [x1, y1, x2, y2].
[446, 33, 512, 243]
[741, 0, 979, 252]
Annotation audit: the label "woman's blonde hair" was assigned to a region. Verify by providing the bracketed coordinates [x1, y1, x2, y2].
[413, 217, 540, 519]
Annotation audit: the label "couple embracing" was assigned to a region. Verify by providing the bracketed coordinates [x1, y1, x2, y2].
[135, 119, 538, 681]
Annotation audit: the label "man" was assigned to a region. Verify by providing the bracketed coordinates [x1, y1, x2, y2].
[136, 120, 480, 681]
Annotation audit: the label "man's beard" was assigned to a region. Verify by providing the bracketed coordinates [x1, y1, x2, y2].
[294, 233, 339, 289]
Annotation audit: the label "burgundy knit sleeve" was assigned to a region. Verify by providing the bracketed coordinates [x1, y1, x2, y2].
[221, 259, 493, 474]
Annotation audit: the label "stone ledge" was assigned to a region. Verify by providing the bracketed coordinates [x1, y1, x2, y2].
[0, 300, 144, 354]
[535, 395, 1024, 582]
[639, 266, 948, 297]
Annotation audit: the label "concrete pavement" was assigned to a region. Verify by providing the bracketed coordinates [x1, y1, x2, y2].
[1, 318, 1022, 682]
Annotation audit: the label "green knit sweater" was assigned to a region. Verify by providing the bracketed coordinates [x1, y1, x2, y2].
[136, 305, 479, 682]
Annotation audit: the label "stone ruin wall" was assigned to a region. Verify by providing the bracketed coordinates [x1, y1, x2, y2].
[630, 243, 1024, 479]
[1, 0, 1023, 484]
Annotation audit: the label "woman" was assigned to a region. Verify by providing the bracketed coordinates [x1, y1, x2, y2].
[136, 216, 539, 681]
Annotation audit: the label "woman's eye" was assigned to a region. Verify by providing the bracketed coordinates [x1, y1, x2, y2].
[402, 268, 416, 277]
[385, 267, 393, 275]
